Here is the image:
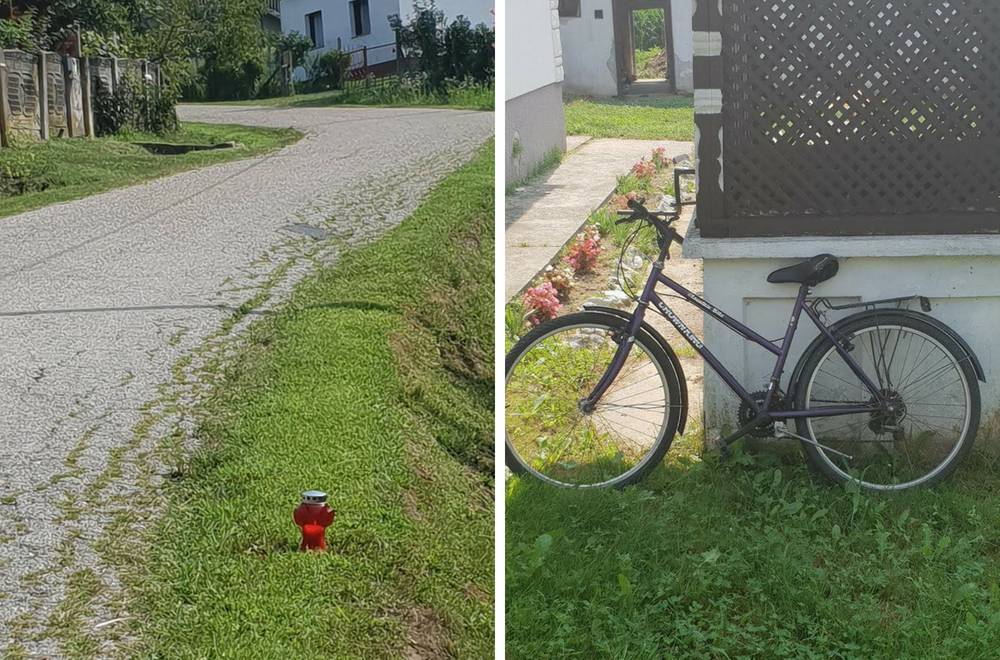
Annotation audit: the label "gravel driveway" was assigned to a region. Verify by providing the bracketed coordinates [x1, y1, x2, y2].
[0, 104, 492, 656]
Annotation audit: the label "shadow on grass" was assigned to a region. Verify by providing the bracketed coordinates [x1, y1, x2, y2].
[506, 428, 1000, 658]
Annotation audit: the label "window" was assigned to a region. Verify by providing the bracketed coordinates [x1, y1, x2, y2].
[350, 0, 371, 37]
[306, 11, 324, 48]
[558, 0, 581, 18]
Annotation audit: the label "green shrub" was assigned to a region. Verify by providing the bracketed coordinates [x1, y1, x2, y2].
[308, 50, 351, 90]
[203, 57, 264, 101]
[93, 75, 178, 136]
[0, 11, 37, 50]
[391, 1, 495, 91]
[0, 141, 42, 196]
[275, 31, 313, 68]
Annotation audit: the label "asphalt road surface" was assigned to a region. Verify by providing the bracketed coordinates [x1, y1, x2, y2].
[0, 103, 492, 656]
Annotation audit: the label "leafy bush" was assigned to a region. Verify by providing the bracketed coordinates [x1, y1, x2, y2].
[391, 1, 494, 91]
[202, 57, 264, 101]
[308, 50, 351, 90]
[632, 8, 665, 50]
[0, 140, 44, 196]
[275, 30, 314, 68]
[0, 11, 37, 50]
[93, 75, 178, 136]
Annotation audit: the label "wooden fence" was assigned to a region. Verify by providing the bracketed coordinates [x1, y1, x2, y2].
[0, 49, 160, 146]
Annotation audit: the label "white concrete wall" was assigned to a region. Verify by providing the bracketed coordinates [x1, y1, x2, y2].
[559, 0, 618, 97]
[281, 0, 397, 55]
[670, 0, 693, 91]
[684, 234, 1000, 443]
[506, 0, 563, 101]
[559, 0, 694, 96]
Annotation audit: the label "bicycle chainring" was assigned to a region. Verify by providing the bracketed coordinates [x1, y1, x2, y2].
[736, 389, 786, 438]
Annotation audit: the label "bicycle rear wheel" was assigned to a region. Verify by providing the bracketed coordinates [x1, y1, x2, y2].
[505, 311, 684, 488]
[794, 312, 979, 491]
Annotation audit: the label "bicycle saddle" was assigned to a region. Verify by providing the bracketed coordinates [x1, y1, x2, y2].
[767, 254, 839, 286]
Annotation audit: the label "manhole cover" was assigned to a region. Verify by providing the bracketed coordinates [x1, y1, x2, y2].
[282, 223, 328, 240]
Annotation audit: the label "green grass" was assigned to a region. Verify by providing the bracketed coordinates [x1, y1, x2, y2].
[127, 143, 494, 658]
[0, 123, 300, 218]
[564, 95, 694, 141]
[195, 82, 494, 112]
[507, 431, 1000, 658]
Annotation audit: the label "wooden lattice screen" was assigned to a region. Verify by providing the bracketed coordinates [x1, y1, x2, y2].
[693, 1, 1000, 237]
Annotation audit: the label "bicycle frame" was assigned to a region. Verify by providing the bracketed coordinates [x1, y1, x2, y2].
[585, 240, 885, 448]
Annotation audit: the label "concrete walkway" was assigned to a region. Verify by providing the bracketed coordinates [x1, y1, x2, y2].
[0, 104, 491, 656]
[505, 138, 692, 300]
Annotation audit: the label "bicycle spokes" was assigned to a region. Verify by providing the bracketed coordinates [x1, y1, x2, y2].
[506, 324, 673, 487]
[803, 324, 971, 488]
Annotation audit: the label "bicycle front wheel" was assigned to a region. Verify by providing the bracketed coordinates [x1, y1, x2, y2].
[794, 312, 980, 491]
[505, 311, 683, 488]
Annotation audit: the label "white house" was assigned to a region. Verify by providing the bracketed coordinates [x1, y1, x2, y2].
[280, 0, 493, 77]
[506, 0, 566, 183]
[559, 0, 693, 96]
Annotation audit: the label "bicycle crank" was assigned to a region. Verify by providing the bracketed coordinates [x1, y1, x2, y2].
[775, 422, 854, 460]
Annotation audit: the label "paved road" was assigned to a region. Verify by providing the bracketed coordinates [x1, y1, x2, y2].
[0, 104, 492, 655]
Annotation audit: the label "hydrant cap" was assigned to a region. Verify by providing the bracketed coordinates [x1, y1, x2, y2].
[302, 490, 327, 504]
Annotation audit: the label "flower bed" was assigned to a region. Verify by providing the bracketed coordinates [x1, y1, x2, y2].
[508, 146, 693, 342]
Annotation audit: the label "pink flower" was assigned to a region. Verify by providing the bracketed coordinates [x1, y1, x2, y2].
[564, 226, 602, 274]
[523, 282, 562, 326]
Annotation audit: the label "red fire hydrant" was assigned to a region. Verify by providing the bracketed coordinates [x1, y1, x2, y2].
[293, 490, 335, 551]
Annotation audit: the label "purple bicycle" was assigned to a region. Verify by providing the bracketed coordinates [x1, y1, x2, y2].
[506, 199, 983, 491]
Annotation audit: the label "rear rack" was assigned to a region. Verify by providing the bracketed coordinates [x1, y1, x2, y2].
[811, 295, 932, 313]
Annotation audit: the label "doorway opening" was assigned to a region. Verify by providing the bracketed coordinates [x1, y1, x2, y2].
[631, 8, 667, 82]
[613, 0, 674, 95]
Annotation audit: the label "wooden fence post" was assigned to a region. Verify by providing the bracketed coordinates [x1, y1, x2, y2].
[110, 56, 119, 92]
[0, 55, 9, 148]
[37, 51, 48, 140]
[80, 56, 93, 137]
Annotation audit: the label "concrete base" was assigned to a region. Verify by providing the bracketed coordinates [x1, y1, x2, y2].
[683, 226, 1000, 442]
[506, 82, 568, 185]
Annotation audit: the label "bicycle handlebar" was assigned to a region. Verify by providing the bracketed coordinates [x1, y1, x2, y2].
[615, 198, 684, 248]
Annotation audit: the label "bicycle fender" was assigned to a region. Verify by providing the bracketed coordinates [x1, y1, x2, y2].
[582, 305, 689, 434]
[788, 308, 985, 404]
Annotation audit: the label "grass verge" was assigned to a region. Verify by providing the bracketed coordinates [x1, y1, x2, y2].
[128, 142, 494, 658]
[195, 82, 494, 112]
[564, 95, 694, 141]
[507, 432, 1000, 658]
[0, 122, 300, 219]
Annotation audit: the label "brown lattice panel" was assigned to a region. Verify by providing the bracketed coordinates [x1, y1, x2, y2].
[722, 0, 1000, 229]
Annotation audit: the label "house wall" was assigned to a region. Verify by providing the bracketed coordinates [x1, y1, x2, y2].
[281, 0, 493, 80]
[560, 0, 694, 96]
[560, 0, 618, 97]
[506, 0, 566, 184]
[683, 234, 1000, 445]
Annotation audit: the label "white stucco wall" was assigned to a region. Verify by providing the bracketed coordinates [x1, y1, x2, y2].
[506, 0, 563, 101]
[559, 0, 694, 96]
[559, 0, 618, 97]
[670, 0, 693, 91]
[683, 232, 1000, 443]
